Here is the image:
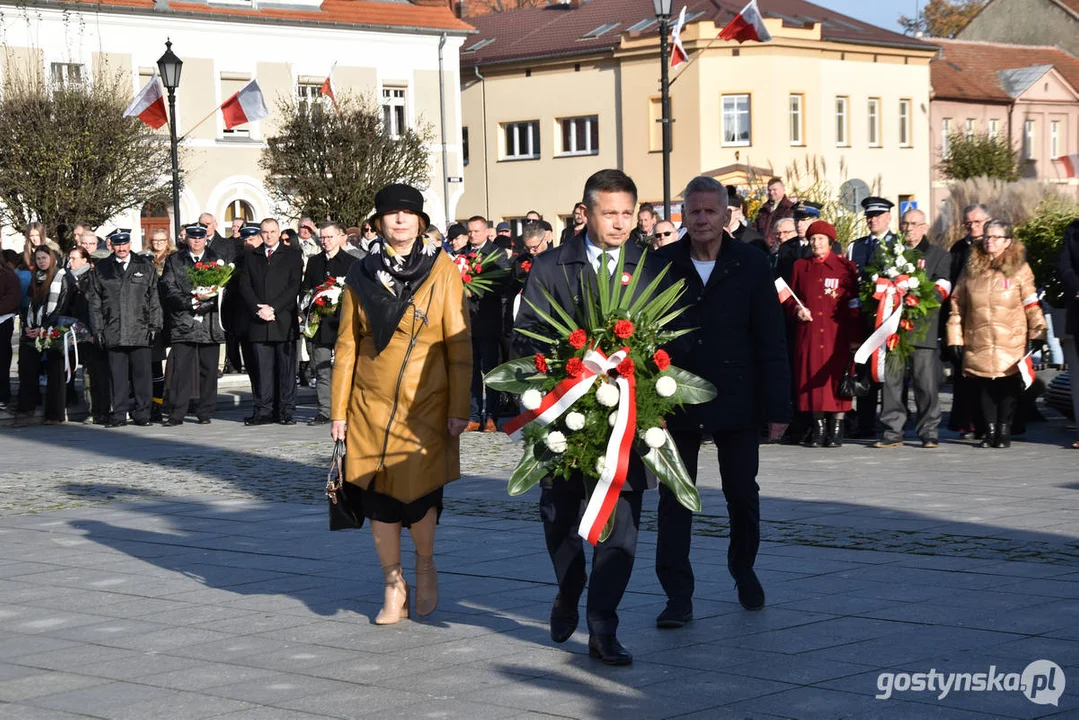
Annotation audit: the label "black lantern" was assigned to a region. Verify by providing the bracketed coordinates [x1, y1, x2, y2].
[156, 38, 183, 90]
[157, 39, 183, 244]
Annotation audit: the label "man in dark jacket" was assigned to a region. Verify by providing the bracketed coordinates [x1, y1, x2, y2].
[0, 260, 20, 410]
[200, 212, 236, 265]
[238, 218, 303, 426]
[515, 169, 662, 666]
[656, 176, 791, 623]
[753, 177, 795, 247]
[302, 222, 357, 426]
[464, 214, 510, 432]
[87, 229, 163, 427]
[872, 209, 951, 449]
[946, 203, 989, 437]
[560, 202, 587, 246]
[160, 223, 227, 425]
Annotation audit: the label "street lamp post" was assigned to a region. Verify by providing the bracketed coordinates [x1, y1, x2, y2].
[157, 39, 183, 243]
[653, 0, 673, 221]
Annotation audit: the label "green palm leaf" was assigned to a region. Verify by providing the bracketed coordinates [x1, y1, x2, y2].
[513, 327, 559, 347]
[521, 297, 575, 338]
[485, 357, 548, 393]
[626, 264, 675, 316]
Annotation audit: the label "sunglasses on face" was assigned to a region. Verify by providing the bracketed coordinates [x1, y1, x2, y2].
[656, 231, 675, 238]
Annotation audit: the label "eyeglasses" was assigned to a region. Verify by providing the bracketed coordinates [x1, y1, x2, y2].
[963, 219, 987, 227]
[777, 229, 797, 236]
[899, 222, 926, 228]
[985, 234, 1010, 241]
[656, 231, 675, 238]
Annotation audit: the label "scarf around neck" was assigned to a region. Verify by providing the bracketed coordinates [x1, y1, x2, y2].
[30, 268, 66, 328]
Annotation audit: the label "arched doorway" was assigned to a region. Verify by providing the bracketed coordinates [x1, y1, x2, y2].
[141, 201, 170, 242]
[224, 199, 254, 224]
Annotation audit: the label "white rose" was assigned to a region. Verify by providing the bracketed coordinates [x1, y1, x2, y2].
[545, 431, 567, 454]
[885, 267, 899, 279]
[595, 456, 606, 475]
[655, 375, 677, 398]
[608, 412, 617, 428]
[644, 427, 666, 449]
[906, 276, 920, 289]
[521, 389, 542, 411]
[904, 262, 915, 274]
[871, 274, 879, 283]
[216, 259, 225, 266]
[564, 412, 585, 431]
[596, 382, 620, 408]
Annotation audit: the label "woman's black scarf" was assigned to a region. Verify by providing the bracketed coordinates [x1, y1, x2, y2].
[345, 235, 440, 354]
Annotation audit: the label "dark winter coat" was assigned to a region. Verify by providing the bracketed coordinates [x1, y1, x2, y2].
[24, 270, 76, 330]
[237, 243, 303, 343]
[160, 250, 227, 345]
[301, 249, 358, 346]
[1057, 221, 1079, 337]
[87, 253, 163, 348]
[466, 240, 510, 341]
[847, 230, 898, 274]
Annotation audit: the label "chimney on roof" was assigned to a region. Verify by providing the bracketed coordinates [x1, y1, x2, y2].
[555, 0, 581, 7]
[410, 0, 447, 6]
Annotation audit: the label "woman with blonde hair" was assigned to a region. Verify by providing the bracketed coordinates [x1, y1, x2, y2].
[15, 246, 75, 424]
[144, 227, 175, 277]
[947, 219, 1047, 448]
[330, 184, 471, 624]
[20, 222, 61, 271]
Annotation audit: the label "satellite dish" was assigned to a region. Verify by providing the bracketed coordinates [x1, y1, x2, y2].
[839, 179, 871, 214]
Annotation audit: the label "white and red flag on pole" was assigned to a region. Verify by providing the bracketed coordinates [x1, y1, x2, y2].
[1060, 154, 1079, 178]
[670, 6, 689, 69]
[123, 73, 168, 130]
[320, 63, 339, 111]
[1017, 352, 1036, 390]
[719, 0, 772, 43]
[221, 80, 270, 130]
[774, 277, 806, 310]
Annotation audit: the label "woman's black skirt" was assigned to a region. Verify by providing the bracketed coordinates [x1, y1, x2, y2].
[360, 486, 443, 527]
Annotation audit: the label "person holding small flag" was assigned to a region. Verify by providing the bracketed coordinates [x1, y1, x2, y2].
[946, 220, 1046, 448]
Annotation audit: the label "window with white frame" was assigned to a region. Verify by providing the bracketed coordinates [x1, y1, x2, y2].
[988, 118, 1000, 139]
[965, 118, 975, 139]
[868, 98, 881, 147]
[789, 94, 803, 146]
[1024, 119, 1036, 159]
[296, 81, 332, 113]
[50, 62, 83, 86]
[381, 87, 407, 138]
[835, 96, 849, 146]
[221, 75, 252, 139]
[503, 120, 540, 160]
[1050, 120, 1060, 159]
[558, 115, 599, 156]
[942, 118, 953, 158]
[899, 99, 911, 147]
[721, 94, 751, 146]
[462, 127, 470, 166]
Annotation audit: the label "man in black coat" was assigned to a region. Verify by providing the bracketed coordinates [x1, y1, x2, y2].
[238, 218, 303, 426]
[464, 214, 510, 432]
[946, 203, 989, 437]
[872, 209, 952, 449]
[86, 229, 163, 427]
[655, 176, 791, 622]
[515, 169, 663, 666]
[301, 222, 357, 426]
[159, 223, 227, 426]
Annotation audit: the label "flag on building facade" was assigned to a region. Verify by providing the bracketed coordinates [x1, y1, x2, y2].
[123, 74, 168, 130]
[670, 6, 689, 69]
[221, 80, 270, 130]
[719, 0, 772, 43]
[1060, 154, 1079, 178]
[319, 75, 338, 110]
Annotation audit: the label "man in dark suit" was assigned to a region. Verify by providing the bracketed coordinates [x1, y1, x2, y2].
[776, 202, 822, 284]
[656, 176, 791, 624]
[515, 169, 662, 666]
[86, 229, 163, 427]
[946, 203, 989, 437]
[872, 208, 952, 449]
[464, 214, 510, 432]
[238, 218, 303, 426]
[302, 222, 357, 426]
[159, 223, 226, 425]
[753, 176, 795, 248]
[200, 212, 236, 264]
[847, 196, 898, 438]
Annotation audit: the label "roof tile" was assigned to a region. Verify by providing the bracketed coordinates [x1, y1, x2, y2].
[931, 39, 1079, 102]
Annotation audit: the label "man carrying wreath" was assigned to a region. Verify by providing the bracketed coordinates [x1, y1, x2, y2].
[514, 169, 667, 666]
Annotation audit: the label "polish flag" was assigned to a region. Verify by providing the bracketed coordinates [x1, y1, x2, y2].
[221, 80, 270, 130]
[319, 75, 338, 110]
[719, 0, 772, 44]
[123, 74, 168, 130]
[1017, 352, 1036, 390]
[1060, 154, 1079, 178]
[670, 6, 689, 69]
[775, 277, 806, 310]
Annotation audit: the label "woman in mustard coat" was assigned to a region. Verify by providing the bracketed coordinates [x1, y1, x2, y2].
[331, 184, 472, 625]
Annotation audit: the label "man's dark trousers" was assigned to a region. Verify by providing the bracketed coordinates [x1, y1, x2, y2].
[658, 429, 761, 605]
[164, 343, 220, 421]
[469, 336, 501, 422]
[880, 348, 941, 442]
[107, 346, 152, 423]
[252, 341, 296, 419]
[540, 480, 642, 637]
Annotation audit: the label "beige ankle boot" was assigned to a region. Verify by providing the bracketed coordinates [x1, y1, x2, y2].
[414, 554, 438, 616]
[375, 564, 409, 625]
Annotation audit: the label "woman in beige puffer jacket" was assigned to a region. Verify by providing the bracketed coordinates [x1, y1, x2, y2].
[946, 220, 1046, 448]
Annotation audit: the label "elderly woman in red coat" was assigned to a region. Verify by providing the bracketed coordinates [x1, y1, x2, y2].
[789, 221, 862, 448]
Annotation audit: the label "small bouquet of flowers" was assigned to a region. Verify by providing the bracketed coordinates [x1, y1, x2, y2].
[33, 319, 93, 352]
[186, 259, 235, 300]
[300, 276, 346, 339]
[485, 252, 716, 544]
[855, 240, 944, 380]
[453, 251, 508, 298]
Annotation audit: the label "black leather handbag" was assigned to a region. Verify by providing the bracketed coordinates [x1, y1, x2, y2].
[838, 353, 871, 399]
[326, 440, 365, 530]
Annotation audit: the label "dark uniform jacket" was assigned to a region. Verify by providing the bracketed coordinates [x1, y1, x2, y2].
[238, 243, 303, 343]
[514, 232, 663, 493]
[301, 249, 358, 346]
[87, 253, 163, 348]
[657, 233, 791, 434]
[848, 230, 898, 273]
[466, 240, 510, 341]
[207, 233, 238, 265]
[160, 249, 227, 345]
[1059, 223, 1079, 337]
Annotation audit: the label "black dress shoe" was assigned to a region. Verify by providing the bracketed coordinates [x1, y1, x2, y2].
[307, 414, 330, 426]
[588, 634, 632, 666]
[656, 600, 693, 629]
[549, 593, 579, 644]
[278, 415, 296, 426]
[132, 419, 152, 427]
[197, 418, 212, 425]
[244, 415, 272, 426]
[105, 419, 127, 428]
[735, 570, 765, 611]
[162, 418, 184, 427]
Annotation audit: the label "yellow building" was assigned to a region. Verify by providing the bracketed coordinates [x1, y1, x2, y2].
[459, 0, 937, 235]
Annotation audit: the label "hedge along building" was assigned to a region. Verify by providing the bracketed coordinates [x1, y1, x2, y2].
[0, 0, 471, 251]
[457, 0, 937, 239]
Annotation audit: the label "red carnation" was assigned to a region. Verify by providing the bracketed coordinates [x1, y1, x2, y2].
[613, 320, 634, 339]
[568, 328, 587, 349]
[653, 349, 671, 370]
[462, 274, 473, 283]
[534, 353, 549, 373]
[474, 264, 483, 275]
[315, 297, 326, 307]
[326, 277, 336, 285]
[904, 294, 919, 307]
[51, 329, 61, 338]
[520, 260, 532, 273]
[565, 357, 584, 377]
[616, 357, 635, 377]
[886, 334, 900, 351]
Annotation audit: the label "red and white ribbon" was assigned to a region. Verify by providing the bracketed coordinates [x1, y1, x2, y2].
[935, 279, 952, 300]
[853, 277, 907, 382]
[1022, 292, 1039, 310]
[62, 327, 80, 384]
